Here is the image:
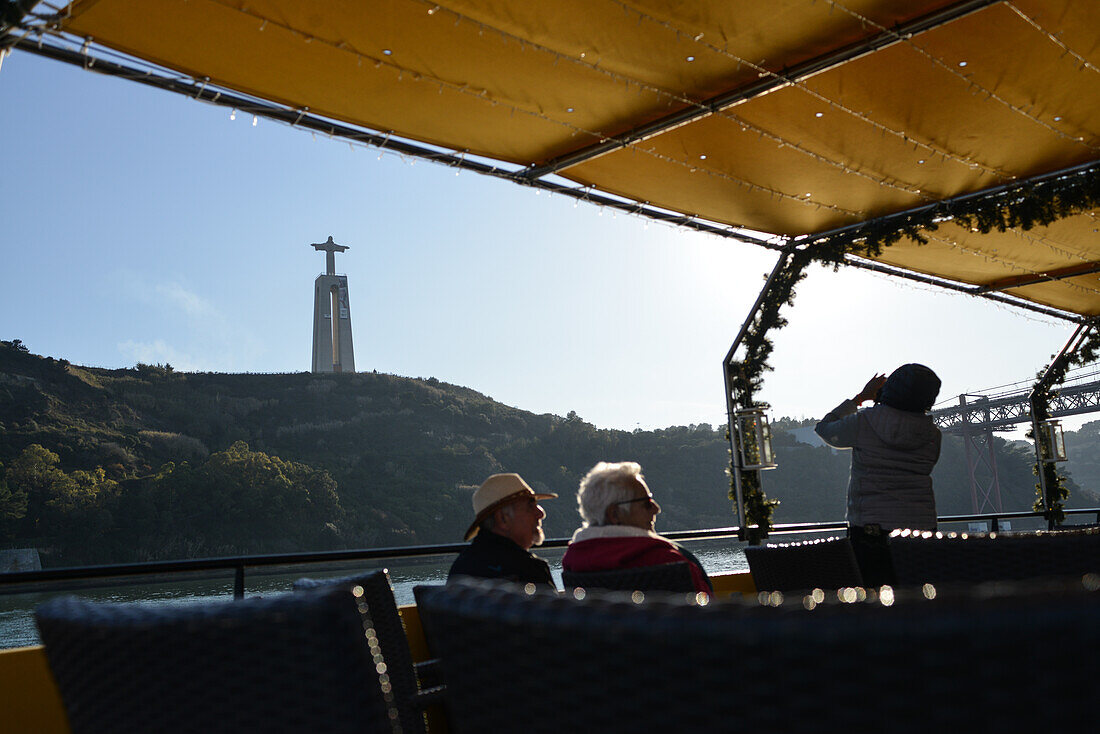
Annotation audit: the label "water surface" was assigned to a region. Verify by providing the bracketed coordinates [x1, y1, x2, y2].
[1, 539, 748, 649]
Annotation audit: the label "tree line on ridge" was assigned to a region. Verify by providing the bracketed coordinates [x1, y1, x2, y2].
[1, 339, 1097, 566]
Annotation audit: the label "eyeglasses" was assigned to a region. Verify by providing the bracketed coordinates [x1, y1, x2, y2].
[612, 495, 657, 509]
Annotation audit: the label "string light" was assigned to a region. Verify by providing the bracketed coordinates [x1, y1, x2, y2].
[206, 1, 883, 210]
[30, 2, 1095, 271]
[823, 0, 1099, 152]
[921, 229, 1100, 300]
[1005, 1, 1100, 76]
[610, 0, 1019, 183]
[197, 0, 1027, 214]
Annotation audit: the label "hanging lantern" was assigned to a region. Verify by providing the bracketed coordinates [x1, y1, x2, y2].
[1040, 419, 1068, 462]
[735, 408, 778, 470]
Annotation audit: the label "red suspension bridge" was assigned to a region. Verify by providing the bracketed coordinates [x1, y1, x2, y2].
[930, 366, 1100, 514]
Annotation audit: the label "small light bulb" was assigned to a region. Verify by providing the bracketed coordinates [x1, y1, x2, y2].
[230, 109, 236, 121]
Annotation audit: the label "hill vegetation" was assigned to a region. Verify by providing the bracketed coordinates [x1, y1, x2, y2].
[1, 339, 1098, 566]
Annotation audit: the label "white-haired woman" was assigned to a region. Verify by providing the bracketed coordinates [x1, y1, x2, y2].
[561, 461, 712, 593]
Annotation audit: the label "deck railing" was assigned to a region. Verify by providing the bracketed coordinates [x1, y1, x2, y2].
[2, 508, 1097, 599]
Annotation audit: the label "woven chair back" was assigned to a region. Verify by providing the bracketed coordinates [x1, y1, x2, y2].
[745, 536, 863, 591]
[295, 569, 427, 733]
[562, 562, 696, 593]
[35, 588, 397, 734]
[890, 528, 1100, 585]
[416, 577, 1100, 733]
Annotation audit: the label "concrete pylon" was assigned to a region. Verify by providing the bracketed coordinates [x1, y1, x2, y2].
[311, 236, 355, 373]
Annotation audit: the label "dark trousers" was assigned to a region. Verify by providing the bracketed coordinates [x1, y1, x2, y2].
[847, 524, 896, 587]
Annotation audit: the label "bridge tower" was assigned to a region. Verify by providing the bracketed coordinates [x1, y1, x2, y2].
[956, 395, 1004, 514]
[310, 236, 355, 373]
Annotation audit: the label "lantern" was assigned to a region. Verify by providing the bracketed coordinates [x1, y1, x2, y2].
[1040, 419, 1068, 462]
[735, 408, 777, 470]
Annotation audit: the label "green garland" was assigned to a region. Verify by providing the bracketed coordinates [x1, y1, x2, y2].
[1, 1, 38, 37]
[727, 165, 1100, 540]
[1028, 328, 1100, 524]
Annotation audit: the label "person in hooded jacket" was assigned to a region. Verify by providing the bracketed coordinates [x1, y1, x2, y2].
[562, 461, 712, 593]
[814, 363, 942, 585]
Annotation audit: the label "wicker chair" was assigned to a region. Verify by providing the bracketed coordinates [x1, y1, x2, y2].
[561, 562, 697, 593]
[890, 528, 1100, 586]
[295, 569, 440, 732]
[416, 576, 1100, 734]
[744, 536, 863, 591]
[35, 588, 399, 734]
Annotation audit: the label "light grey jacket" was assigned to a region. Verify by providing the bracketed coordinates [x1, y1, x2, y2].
[815, 399, 942, 531]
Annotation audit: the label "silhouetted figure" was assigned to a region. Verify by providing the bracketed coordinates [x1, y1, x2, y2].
[815, 364, 942, 585]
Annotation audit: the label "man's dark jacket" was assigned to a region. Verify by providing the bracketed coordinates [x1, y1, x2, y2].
[447, 530, 555, 588]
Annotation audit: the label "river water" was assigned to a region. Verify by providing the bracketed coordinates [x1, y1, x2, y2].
[1, 539, 748, 649]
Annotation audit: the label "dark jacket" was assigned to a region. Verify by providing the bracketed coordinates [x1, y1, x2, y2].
[447, 530, 555, 588]
[815, 399, 941, 531]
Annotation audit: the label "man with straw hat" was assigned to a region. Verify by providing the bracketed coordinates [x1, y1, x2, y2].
[447, 473, 557, 588]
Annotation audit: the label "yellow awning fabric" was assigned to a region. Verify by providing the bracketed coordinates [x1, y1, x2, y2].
[53, 0, 1100, 315]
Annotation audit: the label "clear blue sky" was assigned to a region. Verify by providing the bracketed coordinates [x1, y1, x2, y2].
[0, 49, 1084, 433]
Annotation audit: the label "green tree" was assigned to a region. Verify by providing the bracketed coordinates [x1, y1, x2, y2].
[152, 441, 345, 556]
[6, 444, 69, 536]
[0, 462, 29, 540]
[3, 444, 117, 560]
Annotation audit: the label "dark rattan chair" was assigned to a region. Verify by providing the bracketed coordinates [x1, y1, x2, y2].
[744, 536, 863, 591]
[890, 527, 1100, 586]
[416, 576, 1100, 734]
[561, 562, 697, 593]
[295, 569, 440, 732]
[35, 588, 399, 734]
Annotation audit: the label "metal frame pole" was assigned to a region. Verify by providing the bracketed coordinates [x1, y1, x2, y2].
[1029, 323, 1091, 528]
[724, 252, 790, 538]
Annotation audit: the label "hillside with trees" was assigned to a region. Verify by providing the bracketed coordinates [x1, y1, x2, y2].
[2, 339, 1098, 566]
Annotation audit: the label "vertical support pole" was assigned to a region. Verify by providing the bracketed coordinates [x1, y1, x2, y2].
[234, 565, 245, 600]
[959, 395, 1004, 515]
[984, 421, 1003, 513]
[960, 396, 981, 513]
[1029, 323, 1090, 529]
[724, 252, 790, 541]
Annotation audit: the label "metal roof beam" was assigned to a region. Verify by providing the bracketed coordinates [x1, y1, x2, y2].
[841, 255, 1087, 324]
[520, 0, 1001, 180]
[974, 261, 1100, 294]
[11, 35, 783, 251]
[806, 159, 1100, 245]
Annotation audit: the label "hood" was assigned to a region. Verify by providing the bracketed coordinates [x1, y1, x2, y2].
[570, 525, 661, 543]
[864, 404, 940, 450]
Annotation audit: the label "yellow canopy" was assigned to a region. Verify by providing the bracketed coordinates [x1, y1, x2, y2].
[25, 0, 1100, 315]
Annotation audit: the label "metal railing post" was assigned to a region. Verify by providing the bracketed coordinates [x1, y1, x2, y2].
[724, 252, 790, 541]
[1029, 323, 1090, 530]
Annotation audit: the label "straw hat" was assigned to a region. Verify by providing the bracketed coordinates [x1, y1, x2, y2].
[464, 473, 557, 541]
